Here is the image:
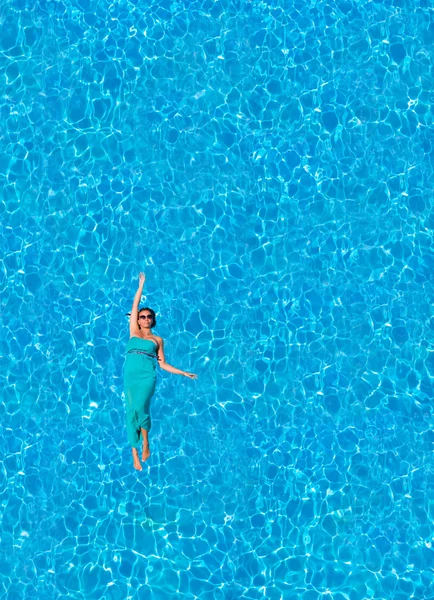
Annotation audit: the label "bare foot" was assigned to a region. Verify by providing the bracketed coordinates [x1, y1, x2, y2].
[142, 444, 151, 462]
[132, 448, 142, 471]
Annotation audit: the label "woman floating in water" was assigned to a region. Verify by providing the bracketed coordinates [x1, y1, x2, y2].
[124, 272, 198, 471]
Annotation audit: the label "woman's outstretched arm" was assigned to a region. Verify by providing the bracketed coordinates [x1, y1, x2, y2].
[157, 338, 198, 379]
[130, 272, 145, 337]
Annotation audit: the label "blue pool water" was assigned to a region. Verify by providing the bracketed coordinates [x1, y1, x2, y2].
[1, 0, 434, 598]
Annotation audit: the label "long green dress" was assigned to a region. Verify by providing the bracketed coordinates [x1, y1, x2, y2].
[124, 337, 158, 448]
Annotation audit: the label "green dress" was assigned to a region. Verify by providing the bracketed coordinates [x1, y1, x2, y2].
[124, 337, 158, 448]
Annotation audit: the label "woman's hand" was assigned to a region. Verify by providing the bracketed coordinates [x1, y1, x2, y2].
[139, 272, 146, 287]
[183, 372, 198, 379]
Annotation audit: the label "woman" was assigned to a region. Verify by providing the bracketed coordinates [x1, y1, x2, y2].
[124, 272, 198, 471]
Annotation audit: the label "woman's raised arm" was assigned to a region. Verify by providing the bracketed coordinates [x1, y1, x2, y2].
[129, 272, 145, 337]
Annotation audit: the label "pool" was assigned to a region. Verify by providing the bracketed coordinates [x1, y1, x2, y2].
[1, 0, 434, 598]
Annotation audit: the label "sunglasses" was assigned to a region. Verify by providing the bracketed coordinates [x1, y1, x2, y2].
[139, 315, 153, 320]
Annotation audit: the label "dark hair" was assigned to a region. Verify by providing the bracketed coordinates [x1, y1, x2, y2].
[126, 307, 157, 329]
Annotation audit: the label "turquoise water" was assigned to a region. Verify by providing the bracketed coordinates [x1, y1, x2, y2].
[1, 0, 434, 598]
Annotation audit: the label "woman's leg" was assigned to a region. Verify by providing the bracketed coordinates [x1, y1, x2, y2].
[141, 428, 151, 462]
[132, 447, 142, 471]
[125, 405, 143, 471]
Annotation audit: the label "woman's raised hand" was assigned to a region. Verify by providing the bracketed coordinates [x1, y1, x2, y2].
[139, 272, 146, 286]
